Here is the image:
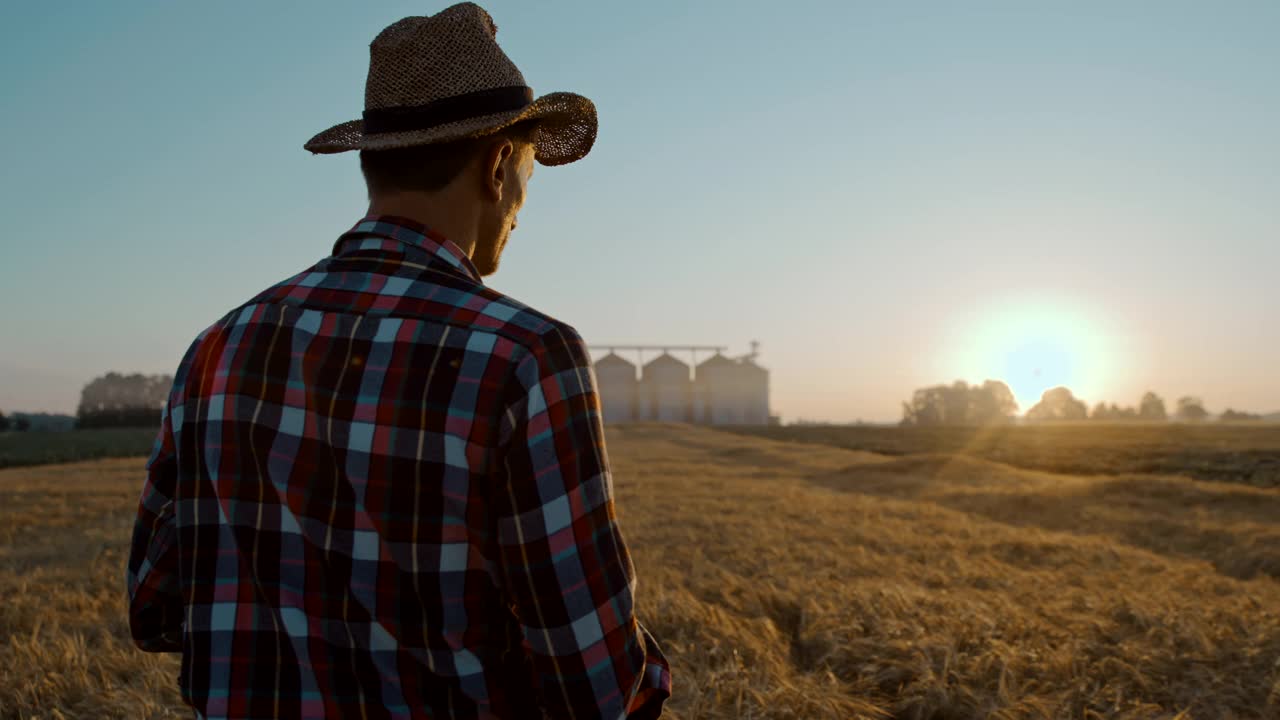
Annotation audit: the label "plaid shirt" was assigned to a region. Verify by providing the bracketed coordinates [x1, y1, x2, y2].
[126, 215, 671, 719]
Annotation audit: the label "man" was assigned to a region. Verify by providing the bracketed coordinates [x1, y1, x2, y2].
[125, 4, 671, 718]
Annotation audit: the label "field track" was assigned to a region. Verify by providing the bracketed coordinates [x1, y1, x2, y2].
[2, 424, 1278, 719]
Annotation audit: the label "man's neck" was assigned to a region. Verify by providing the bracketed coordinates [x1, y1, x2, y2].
[367, 191, 480, 257]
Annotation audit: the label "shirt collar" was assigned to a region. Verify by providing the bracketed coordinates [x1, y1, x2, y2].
[331, 214, 482, 283]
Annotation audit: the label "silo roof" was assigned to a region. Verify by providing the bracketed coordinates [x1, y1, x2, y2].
[642, 352, 690, 370]
[595, 352, 637, 369]
[695, 353, 739, 370]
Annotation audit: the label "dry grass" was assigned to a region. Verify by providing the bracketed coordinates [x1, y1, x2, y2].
[3, 424, 1279, 718]
[0, 459, 185, 719]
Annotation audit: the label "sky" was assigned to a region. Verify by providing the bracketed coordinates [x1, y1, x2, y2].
[1, 0, 1277, 423]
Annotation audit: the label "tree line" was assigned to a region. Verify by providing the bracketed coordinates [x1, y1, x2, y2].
[901, 381, 1266, 426]
[76, 372, 172, 428]
[3, 372, 1269, 432]
[1, 372, 173, 432]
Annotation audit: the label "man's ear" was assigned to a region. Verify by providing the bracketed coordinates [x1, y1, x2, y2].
[481, 138, 515, 202]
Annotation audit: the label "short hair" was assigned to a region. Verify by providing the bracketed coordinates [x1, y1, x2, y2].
[360, 120, 540, 195]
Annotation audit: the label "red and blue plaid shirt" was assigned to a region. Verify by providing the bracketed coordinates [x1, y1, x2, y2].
[126, 215, 671, 719]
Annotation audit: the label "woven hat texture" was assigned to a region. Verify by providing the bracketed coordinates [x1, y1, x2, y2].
[304, 2, 596, 166]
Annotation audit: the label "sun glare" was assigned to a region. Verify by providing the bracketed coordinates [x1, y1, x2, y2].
[948, 299, 1117, 413]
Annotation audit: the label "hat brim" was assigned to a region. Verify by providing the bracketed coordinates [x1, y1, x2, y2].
[303, 91, 596, 167]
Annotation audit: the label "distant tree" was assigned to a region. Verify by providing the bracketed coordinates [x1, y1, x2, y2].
[1138, 392, 1168, 421]
[1220, 408, 1262, 422]
[940, 380, 971, 424]
[970, 380, 1019, 424]
[1175, 396, 1210, 422]
[901, 379, 1018, 426]
[1090, 402, 1138, 420]
[901, 382, 963, 426]
[14, 417, 30, 432]
[0, 410, 8, 432]
[77, 372, 172, 429]
[1025, 387, 1088, 422]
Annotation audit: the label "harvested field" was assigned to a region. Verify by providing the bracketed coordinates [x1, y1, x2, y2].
[724, 423, 1280, 488]
[2, 424, 1278, 718]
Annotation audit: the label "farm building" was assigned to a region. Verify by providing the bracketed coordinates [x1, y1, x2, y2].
[591, 344, 771, 425]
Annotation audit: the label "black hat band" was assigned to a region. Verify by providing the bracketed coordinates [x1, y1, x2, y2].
[362, 85, 534, 135]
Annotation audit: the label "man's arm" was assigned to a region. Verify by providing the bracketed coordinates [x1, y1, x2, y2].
[125, 391, 184, 652]
[493, 325, 671, 720]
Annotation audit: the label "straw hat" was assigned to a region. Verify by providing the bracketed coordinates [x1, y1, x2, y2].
[304, 2, 596, 166]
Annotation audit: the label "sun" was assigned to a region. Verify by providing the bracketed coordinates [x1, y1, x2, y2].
[946, 298, 1117, 413]
[999, 336, 1080, 411]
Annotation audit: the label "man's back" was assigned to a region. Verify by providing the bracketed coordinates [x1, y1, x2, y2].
[126, 216, 670, 718]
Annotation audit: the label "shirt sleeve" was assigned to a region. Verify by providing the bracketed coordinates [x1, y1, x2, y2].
[492, 324, 672, 720]
[125, 394, 184, 652]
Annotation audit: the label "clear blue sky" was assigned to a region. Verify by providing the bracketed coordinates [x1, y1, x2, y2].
[2, 1, 1277, 422]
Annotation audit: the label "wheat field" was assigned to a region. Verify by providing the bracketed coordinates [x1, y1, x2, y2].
[2, 424, 1279, 719]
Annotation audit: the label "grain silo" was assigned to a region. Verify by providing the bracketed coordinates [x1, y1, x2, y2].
[694, 352, 771, 425]
[693, 353, 740, 423]
[594, 352, 638, 424]
[640, 352, 692, 422]
[734, 355, 771, 424]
